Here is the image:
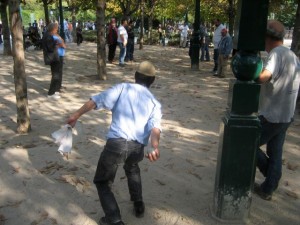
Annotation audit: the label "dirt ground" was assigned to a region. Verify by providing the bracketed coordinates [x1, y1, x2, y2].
[0, 41, 299, 225]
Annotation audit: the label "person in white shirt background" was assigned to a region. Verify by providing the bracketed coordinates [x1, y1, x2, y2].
[212, 19, 225, 73]
[179, 22, 189, 48]
[117, 18, 128, 67]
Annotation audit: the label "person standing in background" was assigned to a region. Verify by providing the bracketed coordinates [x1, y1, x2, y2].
[179, 22, 189, 48]
[200, 24, 210, 62]
[117, 18, 128, 67]
[214, 28, 232, 78]
[212, 19, 225, 73]
[76, 21, 83, 46]
[106, 18, 118, 63]
[45, 23, 66, 99]
[254, 20, 300, 201]
[125, 20, 135, 63]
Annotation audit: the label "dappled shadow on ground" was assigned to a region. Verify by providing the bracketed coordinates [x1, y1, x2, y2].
[0, 42, 299, 225]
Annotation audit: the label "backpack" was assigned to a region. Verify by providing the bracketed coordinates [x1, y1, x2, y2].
[42, 32, 59, 65]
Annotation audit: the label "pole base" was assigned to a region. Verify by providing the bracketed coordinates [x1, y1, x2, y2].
[210, 204, 250, 225]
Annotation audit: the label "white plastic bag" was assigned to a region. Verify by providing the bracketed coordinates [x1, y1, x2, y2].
[51, 124, 73, 159]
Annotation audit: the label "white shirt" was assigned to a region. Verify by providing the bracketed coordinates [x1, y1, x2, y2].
[259, 46, 300, 123]
[213, 24, 225, 49]
[117, 25, 128, 43]
[181, 25, 189, 38]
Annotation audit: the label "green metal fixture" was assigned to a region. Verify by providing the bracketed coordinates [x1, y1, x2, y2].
[190, 0, 200, 70]
[59, 0, 65, 40]
[211, 0, 269, 223]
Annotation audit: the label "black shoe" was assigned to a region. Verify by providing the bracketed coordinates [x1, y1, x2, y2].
[134, 201, 145, 218]
[253, 183, 272, 201]
[99, 217, 125, 225]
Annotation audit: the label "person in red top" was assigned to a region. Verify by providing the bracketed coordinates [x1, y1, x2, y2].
[107, 18, 118, 63]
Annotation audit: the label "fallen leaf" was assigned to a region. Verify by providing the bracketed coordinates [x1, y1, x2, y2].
[286, 190, 298, 199]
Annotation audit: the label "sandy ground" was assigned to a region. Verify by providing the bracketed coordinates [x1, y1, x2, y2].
[0, 41, 299, 225]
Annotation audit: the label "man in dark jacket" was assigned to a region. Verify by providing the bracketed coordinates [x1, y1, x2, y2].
[107, 18, 118, 63]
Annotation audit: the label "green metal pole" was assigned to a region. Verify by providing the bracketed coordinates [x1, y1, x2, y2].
[190, 0, 200, 70]
[59, 0, 65, 40]
[211, 0, 269, 223]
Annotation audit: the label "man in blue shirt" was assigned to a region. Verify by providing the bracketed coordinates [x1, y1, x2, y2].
[213, 28, 232, 78]
[67, 61, 162, 225]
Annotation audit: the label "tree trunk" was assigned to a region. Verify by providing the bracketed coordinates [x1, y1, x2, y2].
[71, 7, 76, 43]
[0, 0, 12, 55]
[147, 10, 154, 45]
[96, 0, 107, 80]
[9, 0, 31, 134]
[139, 0, 144, 50]
[228, 0, 235, 37]
[43, 0, 50, 26]
[291, 0, 300, 57]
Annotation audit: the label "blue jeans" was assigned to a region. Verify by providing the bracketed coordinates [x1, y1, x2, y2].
[257, 116, 291, 194]
[200, 44, 210, 61]
[213, 49, 219, 71]
[118, 42, 127, 65]
[93, 138, 144, 223]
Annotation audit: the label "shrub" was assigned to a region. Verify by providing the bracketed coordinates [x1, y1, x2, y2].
[82, 30, 97, 42]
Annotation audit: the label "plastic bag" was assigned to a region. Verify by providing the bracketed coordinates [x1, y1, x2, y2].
[51, 124, 73, 159]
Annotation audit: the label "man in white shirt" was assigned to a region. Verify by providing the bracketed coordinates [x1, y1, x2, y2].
[180, 22, 189, 48]
[63, 18, 71, 42]
[212, 19, 225, 73]
[117, 18, 128, 67]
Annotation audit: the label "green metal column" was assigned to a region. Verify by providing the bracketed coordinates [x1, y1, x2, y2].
[59, 0, 65, 41]
[211, 0, 269, 223]
[190, 0, 200, 70]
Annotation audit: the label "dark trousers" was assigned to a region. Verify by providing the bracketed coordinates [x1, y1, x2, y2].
[125, 40, 134, 61]
[213, 49, 219, 71]
[76, 33, 83, 45]
[256, 116, 291, 194]
[108, 43, 117, 62]
[93, 138, 144, 224]
[48, 57, 63, 95]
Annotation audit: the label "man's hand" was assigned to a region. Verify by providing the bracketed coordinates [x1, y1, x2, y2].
[67, 114, 78, 128]
[66, 100, 96, 128]
[146, 148, 160, 162]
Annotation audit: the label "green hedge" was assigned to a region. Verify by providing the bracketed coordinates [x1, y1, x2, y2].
[82, 30, 97, 42]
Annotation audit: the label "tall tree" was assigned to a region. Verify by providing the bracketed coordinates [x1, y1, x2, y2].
[291, 0, 300, 57]
[96, 0, 107, 80]
[139, 0, 144, 49]
[0, 0, 12, 55]
[38, 0, 56, 25]
[146, 0, 159, 45]
[9, 0, 31, 134]
[116, 0, 140, 18]
[227, 0, 236, 37]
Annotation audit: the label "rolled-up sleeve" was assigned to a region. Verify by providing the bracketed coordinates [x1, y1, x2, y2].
[91, 84, 123, 110]
[147, 101, 162, 132]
